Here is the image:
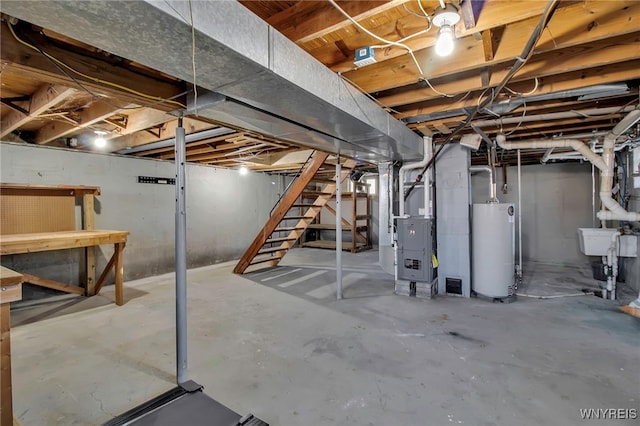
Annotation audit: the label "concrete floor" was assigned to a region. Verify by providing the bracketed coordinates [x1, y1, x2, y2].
[9, 248, 640, 425]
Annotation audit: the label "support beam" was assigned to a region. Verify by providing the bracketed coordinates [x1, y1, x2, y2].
[0, 84, 75, 138]
[35, 101, 133, 145]
[336, 161, 343, 300]
[110, 118, 216, 152]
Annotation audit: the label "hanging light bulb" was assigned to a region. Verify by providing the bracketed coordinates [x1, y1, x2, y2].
[432, 3, 460, 57]
[94, 130, 107, 148]
[435, 24, 455, 56]
[94, 137, 107, 148]
[239, 166, 248, 175]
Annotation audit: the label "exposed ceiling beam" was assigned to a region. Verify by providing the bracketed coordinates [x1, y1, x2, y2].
[35, 101, 134, 144]
[109, 118, 216, 152]
[398, 61, 640, 120]
[342, 1, 640, 93]
[380, 33, 640, 109]
[313, 0, 579, 72]
[0, 83, 75, 137]
[0, 22, 185, 112]
[267, 0, 407, 44]
[109, 108, 173, 138]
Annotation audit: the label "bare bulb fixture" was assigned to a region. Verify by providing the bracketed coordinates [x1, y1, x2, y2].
[239, 166, 249, 175]
[94, 130, 108, 148]
[94, 137, 107, 148]
[435, 25, 455, 56]
[432, 3, 460, 57]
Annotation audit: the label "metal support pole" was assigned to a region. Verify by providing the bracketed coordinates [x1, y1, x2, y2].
[517, 149, 523, 278]
[336, 161, 343, 300]
[175, 117, 188, 385]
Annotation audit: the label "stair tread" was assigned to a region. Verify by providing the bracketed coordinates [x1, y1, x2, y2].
[291, 204, 320, 208]
[274, 226, 305, 232]
[282, 215, 311, 220]
[310, 178, 336, 184]
[264, 237, 297, 244]
[307, 224, 368, 231]
[250, 254, 284, 265]
[258, 246, 288, 255]
[301, 240, 368, 250]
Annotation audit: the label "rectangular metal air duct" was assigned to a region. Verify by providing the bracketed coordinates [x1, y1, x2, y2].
[2, 0, 423, 161]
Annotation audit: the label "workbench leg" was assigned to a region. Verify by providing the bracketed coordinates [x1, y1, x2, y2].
[0, 304, 14, 426]
[85, 247, 96, 296]
[114, 243, 125, 306]
[83, 194, 96, 297]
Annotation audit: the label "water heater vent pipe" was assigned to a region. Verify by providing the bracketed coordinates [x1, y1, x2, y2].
[399, 136, 433, 218]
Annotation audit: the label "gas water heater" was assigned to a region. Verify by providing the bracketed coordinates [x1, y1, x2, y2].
[472, 203, 516, 300]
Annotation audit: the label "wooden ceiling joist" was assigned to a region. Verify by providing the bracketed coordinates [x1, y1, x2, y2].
[344, 1, 640, 94]
[0, 22, 185, 112]
[0, 84, 75, 137]
[35, 101, 134, 144]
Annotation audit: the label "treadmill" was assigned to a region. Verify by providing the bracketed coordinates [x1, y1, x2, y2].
[104, 118, 267, 426]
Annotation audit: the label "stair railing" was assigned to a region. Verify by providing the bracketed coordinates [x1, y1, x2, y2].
[269, 150, 315, 216]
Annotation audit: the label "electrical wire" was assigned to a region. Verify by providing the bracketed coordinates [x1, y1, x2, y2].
[7, 22, 186, 109]
[505, 100, 527, 136]
[504, 77, 539, 97]
[404, 0, 561, 199]
[332, 0, 457, 98]
[328, 0, 424, 76]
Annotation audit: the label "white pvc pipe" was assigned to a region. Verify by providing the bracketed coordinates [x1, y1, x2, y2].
[606, 231, 619, 300]
[496, 135, 607, 172]
[399, 136, 432, 217]
[517, 149, 523, 278]
[597, 109, 640, 222]
[424, 139, 433, 218]
[496, 107, 640, 223]
[469, 166, 495, 201]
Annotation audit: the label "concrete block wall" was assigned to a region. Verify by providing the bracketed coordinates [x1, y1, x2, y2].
[436, 144, 471, 297]
[0, 143, 283, 290]
[472, 162, 594, 266]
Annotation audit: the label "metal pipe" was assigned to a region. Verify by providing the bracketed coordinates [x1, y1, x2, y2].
[472, 105, 636, 128]
[175, 117, 188, 385]
[469, 166, 496, 201]
[517, 149, 523, 278]
[424, 139, 433, 218]
[592, 163, 596, 228]
[336, 161, 343, 300]
[399, 136, 432, 217]
[114, 126, 235, 154]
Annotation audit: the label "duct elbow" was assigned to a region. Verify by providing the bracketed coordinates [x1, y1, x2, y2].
[496, 133, 507, 149]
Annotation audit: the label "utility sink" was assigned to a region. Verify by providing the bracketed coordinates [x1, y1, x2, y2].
[578, 228, 638, 257]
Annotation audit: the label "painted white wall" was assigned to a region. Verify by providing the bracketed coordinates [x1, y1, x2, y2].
[1, 143, 283, 290]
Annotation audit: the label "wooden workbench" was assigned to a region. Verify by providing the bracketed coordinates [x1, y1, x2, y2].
[0, 183, 129, 306]
[0, 266, 23, 426]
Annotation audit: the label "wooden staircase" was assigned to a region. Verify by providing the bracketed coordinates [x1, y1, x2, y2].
[233, 151, 357, 274]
